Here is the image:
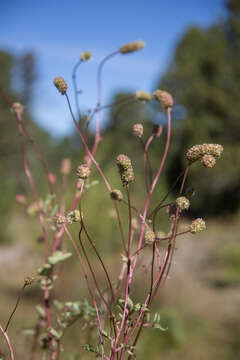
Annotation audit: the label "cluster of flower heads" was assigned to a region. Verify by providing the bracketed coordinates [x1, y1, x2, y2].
[186, 143, 223, 167]
[54, 210, 82, 227]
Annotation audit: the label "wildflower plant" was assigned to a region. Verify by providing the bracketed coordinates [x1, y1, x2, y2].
[0, 40, 224, 359]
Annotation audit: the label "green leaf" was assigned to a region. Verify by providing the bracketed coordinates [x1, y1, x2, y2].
[48, 250, 72, 265]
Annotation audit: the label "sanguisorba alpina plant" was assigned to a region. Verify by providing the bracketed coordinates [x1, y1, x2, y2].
[0, 40, 224, 360]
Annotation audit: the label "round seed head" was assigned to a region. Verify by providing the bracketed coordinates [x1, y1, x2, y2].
[54, 213, 67, 226]
[67, 210, 82, 223]
[110, 189, 123, 201]
[189, 218, 206, 234]
[176, 196, 190, 211]
[145, 230, 155, 244]
[53, 76, 68, 95]
[77, 164, 91, 179]
[119, 41, 145, 54]
[154, 89, 174, 109]
[133, 123, 143, 138]
[80, 51, 91, 61]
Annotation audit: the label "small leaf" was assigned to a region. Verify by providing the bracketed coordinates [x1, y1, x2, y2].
[48, 251, 72, 265]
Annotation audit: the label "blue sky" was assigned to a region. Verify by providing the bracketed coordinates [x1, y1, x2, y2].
[1, 0, 226, 136]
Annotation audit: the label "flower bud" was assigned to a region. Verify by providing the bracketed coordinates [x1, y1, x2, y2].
[48, 173, 57, 185]
[61, 158, 71, 175]
[189, 218, 206, 234]
[80, 51, 91, 61]
[110, 189, 123, 201]
[176, 196, 190, 211]
[133, 123, 143, 138]
[16, 194, 27, 205]
[145, 230, 155, 244]
[12, 102, 24, 114]
[136, 91, 152, 102]
[53, 76, 68, 95]
[154, 90, 173, 109]
[116, 154, 135, 186]
[77, 164, 91, 179]
[119, 41, 145, 54]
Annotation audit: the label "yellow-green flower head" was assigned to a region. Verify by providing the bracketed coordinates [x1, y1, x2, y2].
[110, 189, 123, 201]
[189, 218, 206, 234]
[176, 196, 190, 211]
[133, 123, 143, 138]
[80, 51, 91, 62]
[67, 210, 82, 223]
[116, 154, 135, 186]
[53, 76, 68, 95]
[119, 41, 145, 54]
[154, 89, 174, 109]
[136, 91, 152, 102]
[145, 230, 155, 244]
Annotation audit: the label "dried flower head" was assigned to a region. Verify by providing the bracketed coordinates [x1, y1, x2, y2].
[136, 91, 152, 102]
[186, 144, 223, 163]
[145, 230, 155, 244]
[61, 158, 71, 175]
[154, 90, 174, 109]
[77, 164, 91, 179]
[119, 41, 145, 54]
[24, 276, 35, 286]
[201, 154, 216, 168]
[110, 189, 123, 201]
[189, 218, 206, 234]
[12, 102, 24, 114]
[80, 51, 91, 62]
[53, 76, 68, 95]
[176, 196, 190, 211]
[16, 194, 27, 205]
[152, 124, 163, 137]
[54, 213, 67, 226]
[133, 123, 143, 138]
[116, 154, 135, 186]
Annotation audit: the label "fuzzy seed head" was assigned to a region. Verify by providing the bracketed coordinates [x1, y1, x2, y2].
[176, 196, 190, 211]
[133, 123, 143, 138]
[110, 189, 123, 201]
[201, 154, 216, 168]
[80, 51, 91, 61]
[154, 90, 174, 109]
[53, 76, 68, 95]
[116, 154, 134, 186]
[136, 91, 152, 102]
[119, 41, 145, 54]
[189, 218, 206, 234]
[54, 213, 67, 226]
[77, 164, 91, 179]
[12, 102, 24, 114]
[145, 230, 155, 244]
[61, 158, 71, 175]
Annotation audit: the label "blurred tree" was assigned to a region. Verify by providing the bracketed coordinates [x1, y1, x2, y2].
[157, 0, 240, 215]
